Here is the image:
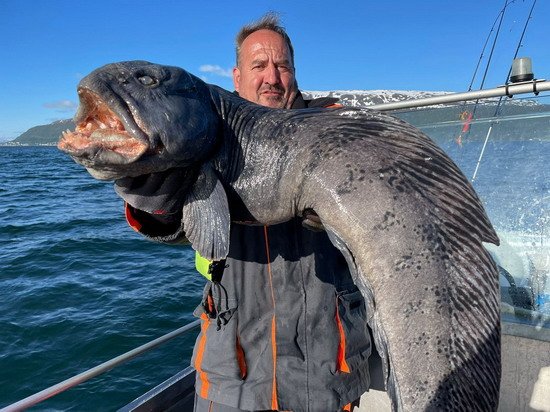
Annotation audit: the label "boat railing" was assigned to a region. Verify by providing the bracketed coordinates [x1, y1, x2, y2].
[0, 320, 200, 412]
[370, 78, 550, 111]
[3, 79, 549, 412]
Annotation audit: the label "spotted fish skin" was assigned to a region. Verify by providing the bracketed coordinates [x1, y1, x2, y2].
[59, 61, 501, 411]
[293, 112, 500, 411]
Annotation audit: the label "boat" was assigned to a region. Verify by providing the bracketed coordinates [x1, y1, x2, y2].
[3, 65, 549, 412]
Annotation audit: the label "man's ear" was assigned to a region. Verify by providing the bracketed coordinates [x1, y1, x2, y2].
[233, 67, 240, 92]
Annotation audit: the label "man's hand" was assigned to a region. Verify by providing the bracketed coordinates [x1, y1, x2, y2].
[114, 168, 195, 216]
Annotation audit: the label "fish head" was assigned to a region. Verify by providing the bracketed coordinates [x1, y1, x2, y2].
[58, 61, 219, 180]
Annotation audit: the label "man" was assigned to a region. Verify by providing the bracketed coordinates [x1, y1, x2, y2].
[117, 13, 372, 412]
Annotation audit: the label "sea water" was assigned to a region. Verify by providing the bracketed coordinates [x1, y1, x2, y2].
[0, 129, 548, 410]
[0, 146, 204, 410]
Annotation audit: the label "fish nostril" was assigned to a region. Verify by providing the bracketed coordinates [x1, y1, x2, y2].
[154, 141, 165, 154]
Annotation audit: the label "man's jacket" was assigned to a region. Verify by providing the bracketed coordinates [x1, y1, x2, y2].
[125, 92, 372, 412]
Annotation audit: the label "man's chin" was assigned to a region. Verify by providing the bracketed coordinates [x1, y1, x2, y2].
[259, 95, 286, 109]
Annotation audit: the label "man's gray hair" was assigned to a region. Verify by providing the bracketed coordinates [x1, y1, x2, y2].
[235, 12, 295, 67]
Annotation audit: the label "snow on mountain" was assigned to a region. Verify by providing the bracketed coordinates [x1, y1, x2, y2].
[302, 89, 541, 108]
[302, 89, 452, 107]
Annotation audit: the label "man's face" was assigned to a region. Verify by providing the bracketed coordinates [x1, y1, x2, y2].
[233, 29, 297, 109]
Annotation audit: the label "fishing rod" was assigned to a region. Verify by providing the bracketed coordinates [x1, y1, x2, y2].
[456, 0, 513, 147]
[471, 0, 538, 182]
[466, 6, 506, 93]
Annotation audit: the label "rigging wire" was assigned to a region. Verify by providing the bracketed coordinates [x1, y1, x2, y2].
[471, 0, 538, 182]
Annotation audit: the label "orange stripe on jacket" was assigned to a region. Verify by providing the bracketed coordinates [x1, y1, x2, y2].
[195, 312, 211, 398]
[236, 336, 247, 379]
[270, 315, 278, 410]
[335, 298, 351, 373]
[263, 226, 279, 411]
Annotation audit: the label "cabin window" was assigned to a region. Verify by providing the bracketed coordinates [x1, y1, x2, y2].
[395, 94, 550, 341]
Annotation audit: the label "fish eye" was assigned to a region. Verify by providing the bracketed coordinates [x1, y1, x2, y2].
[138, 75, 158, 86]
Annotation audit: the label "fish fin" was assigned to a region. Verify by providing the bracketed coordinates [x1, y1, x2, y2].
[181, 164, 230, 260]
[368, 308, 402, 411]
[324, 227, 374, 321]
[324, 226, 402, 411]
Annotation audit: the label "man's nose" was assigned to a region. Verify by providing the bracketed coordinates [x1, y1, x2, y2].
[264, 63, 280, 85]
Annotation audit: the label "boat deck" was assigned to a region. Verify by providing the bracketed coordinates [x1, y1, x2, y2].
[118, 327, 550, 412]
[358, 328, 550, 412]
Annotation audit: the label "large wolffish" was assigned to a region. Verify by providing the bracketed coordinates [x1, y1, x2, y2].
[59, 61, 501, 411]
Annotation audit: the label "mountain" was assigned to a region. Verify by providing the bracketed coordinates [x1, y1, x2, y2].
[10, 119, 75, 146]
[307, 90, 550, 142]
[7, 89, 548, 145]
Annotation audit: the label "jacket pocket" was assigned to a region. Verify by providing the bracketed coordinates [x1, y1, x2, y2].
[335, 290, 371, 373]
[192, 283, 246, 383]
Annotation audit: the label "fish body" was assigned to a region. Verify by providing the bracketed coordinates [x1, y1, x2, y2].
[59, 61, 501, 411]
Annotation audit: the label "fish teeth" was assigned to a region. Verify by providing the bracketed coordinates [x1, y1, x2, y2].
[99, 134, 123, 142]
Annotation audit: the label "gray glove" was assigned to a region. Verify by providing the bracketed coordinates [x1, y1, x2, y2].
[114, 168, 195, 216]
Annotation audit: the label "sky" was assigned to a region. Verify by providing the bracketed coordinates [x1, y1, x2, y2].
[1, 0, 548, 140]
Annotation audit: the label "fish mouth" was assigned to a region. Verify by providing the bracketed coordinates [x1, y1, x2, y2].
[58, 88, 149, 164]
